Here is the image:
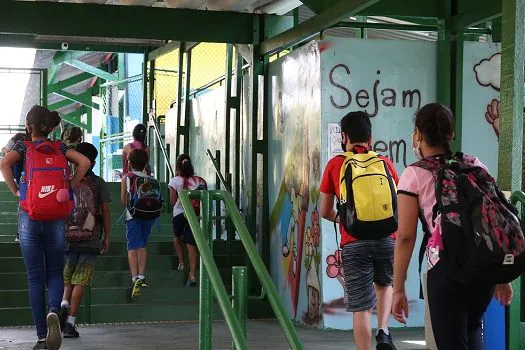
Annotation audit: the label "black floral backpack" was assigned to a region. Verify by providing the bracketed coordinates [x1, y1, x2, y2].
[414, 153, 525, 286]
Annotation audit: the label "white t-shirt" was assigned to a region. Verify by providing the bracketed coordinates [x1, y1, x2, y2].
[168, 175, 207, 217]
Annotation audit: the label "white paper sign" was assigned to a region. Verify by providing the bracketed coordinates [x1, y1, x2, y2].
[328, 123, 344, 159]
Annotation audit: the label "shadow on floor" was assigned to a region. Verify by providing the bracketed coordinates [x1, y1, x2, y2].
[0, 320, 427, 349]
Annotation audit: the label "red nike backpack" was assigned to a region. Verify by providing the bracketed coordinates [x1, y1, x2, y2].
[19, 141, 73, 221]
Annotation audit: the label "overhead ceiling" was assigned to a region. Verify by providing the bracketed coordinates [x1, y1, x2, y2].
[16, 0, 302, 14]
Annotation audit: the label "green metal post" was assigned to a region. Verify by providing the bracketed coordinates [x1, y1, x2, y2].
[234, 52, 243, 207]
[452, 28, 464, 152]
[499, 1, 525, 349]
[199, 191, 213, 350]
[183, 48, 192, 155]
[41, 69, 48, 108]
[231, 266, 248, 350]
[215, 150, 222, 241]
[149, 59, 155, 114]
[225, 44, 234, 177]
[175, 43, 185, 158]
[142, 52, 148, 126]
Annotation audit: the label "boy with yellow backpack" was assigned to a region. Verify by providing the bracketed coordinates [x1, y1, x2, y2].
[320, 111, 399, 350]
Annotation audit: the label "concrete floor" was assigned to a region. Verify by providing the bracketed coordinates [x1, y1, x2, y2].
[0, 320, 426, 350]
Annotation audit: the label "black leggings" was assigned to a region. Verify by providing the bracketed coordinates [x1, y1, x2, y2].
[427, 261, 495, 350]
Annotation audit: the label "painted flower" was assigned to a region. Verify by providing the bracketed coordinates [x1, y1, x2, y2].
[326, 249, 343, 278]
[305, 227, 313, 257]
[311, 210, 320, 246]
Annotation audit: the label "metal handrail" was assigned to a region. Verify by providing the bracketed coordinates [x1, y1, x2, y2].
[510, 191, 525, 211]
[149, 112, 174, 178]
[206, 149, 230, 192]
[179, 190, 303, 350]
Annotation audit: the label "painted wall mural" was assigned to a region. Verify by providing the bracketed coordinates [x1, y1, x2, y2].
[319, 38, 437, 330]
[462, 42, 500, 175]
[268, 42, 322, 326]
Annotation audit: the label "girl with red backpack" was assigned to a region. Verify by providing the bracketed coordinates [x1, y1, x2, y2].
[0, 106, 91, 350]
[121, 124, 151, 177]
[168, 154, 207, 287]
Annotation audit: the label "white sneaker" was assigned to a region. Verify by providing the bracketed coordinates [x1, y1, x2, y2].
[46, 312, 62, 350]
[177, 264, 185, 271]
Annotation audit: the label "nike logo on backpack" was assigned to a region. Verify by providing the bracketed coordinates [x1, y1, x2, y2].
[38, 185, 57, 199]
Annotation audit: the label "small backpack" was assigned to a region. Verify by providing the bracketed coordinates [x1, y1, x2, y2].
[337, 150, 398, 239]
[414, 153, 525, 286]
[66, 179, 98, 242]
[127, 172, 162, 220]
[183, 176, 207, 216]
[19, 141, 73, 221]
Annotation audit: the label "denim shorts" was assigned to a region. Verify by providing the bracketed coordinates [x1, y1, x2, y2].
[172, 213, 196, 246]
[126, 218, 154, 250]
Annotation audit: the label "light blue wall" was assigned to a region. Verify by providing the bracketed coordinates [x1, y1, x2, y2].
[461, 42, 500, 175]
[319, 37, 437, 329]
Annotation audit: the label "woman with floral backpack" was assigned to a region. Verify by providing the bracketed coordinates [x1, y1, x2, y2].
[392, 103, 517, 349]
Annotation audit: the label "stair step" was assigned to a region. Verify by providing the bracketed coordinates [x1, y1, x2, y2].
[0, 268, 236, 292]
[0, 223, 175, 237]
[89, 303, 221, 323]
[0, 212, 176, 225]
[0, 240, 245, 257]
[0, 254, 246, 273]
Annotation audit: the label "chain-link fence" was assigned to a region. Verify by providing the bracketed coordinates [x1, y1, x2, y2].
[100, 75, 143, 182]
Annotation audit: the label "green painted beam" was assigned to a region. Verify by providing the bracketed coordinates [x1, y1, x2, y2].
[498, 1, 525, 349]
[53, 51, 85, 66]
[358, 0, 439, 18]
[48, 72, 93, 94]
[62, 108, 88, 130]
[49, 99, 75, 111]
[148, 41, 180, 62]
[453, 0, 501, 27]
[53, 90, 99, 110]
[47, 63, 60, 84]
[302, 0, 439, 17]
[259, 0, 380, 56]
[0, 34, 156, 53]
[0, 1, 256, 44]
[62, 58, 117, 82]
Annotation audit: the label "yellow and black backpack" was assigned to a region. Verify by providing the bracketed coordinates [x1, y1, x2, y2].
[337, 150, 398, 239]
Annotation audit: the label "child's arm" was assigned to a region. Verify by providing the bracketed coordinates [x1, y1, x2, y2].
[0, 150, 21, 196]
[120, 176, 127, 204]
[100, 201, 111, 254]
[169, 186, 178, 206]
[65, 149, 91, 187]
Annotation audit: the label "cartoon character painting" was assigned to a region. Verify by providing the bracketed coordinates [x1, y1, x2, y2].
[474, 52, 501, 139]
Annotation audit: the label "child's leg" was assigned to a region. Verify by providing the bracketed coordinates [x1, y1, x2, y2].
[138, 248, 147, 276]
[137, 220, 154, 277]
[187, 244, 199, 281]
[172, 215, 186, 268]
[128, 250, 139, 278]
[70, 285, 85, 319]
[68, 254, 96, 321]
[126, 220, 141, 279]
[184, 224, 198, 283]
[173, 238, 184, 268]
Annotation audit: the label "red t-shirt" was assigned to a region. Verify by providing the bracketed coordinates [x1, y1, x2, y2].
[320, 147, 399, 247]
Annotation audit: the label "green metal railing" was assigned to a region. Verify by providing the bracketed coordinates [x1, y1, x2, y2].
[510, 191, 525, 350]
[179, 190, 303, 350]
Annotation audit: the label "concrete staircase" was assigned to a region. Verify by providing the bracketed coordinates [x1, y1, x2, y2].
[0, 182, 271, 326]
